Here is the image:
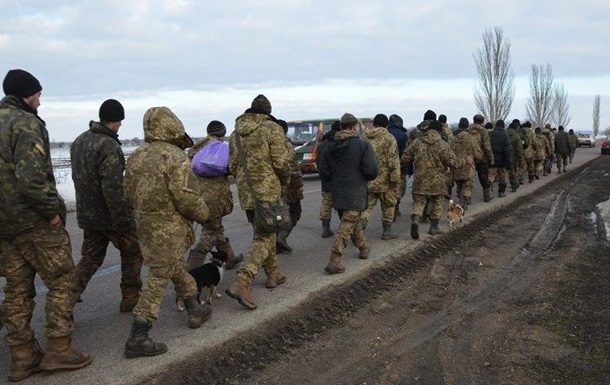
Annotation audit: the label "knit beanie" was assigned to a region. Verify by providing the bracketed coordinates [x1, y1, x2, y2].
[277, 119, 288, 134]
[458, 117, 469, 128]
[523, 121, 532, 128]
[495, 119, 505, 129]
[340, 113, 358, 128]
[545, 123, 551, 129]
[558, 125, 564, 131]
[535, 127, 542, 134]
[331, 120, 341, 131]
[512, 119, 521, 127]
[251, 94, 272, 114]
[389, 114, 403, 127]
[429, 120, 442, 132]
[206, 120, 227, 137]
[373, 113, 389, 128]
[473, 114, 485, 124]
[439, 114, 447, 124]
[485, 122, 493, 129]
[3, 69, 42, 98]
[508, 122, 517, 129]
[99, 99, 125, 122]
[423, 110, 436, 121]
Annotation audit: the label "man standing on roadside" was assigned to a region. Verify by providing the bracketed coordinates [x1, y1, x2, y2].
[554, 125, 571, 173]
[319, 113, 378, 274]
[470, 114, 495, 202]
[0, 69, 91, 382]
[71, 99, 143, 313]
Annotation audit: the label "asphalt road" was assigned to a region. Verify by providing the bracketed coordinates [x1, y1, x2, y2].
[0, 145, 603, 384]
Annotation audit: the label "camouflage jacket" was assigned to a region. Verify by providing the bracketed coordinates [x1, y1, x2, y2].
[507, 126, 524, 166]
[125, 107, 208, 267]
[524, 127, 536, 160]
[542, 128, 555, 153]
[469, 123, 494, 165]
[568, 133, 578, 150]
[442, 123, 454, 143]
[188, 136, 233, 220]
[0, 95, 66, 237]
[281, 136, 303, 204]
[451, 128, 480, 181]
[363, 127, 400, 193]
[402, 130, 464, 196]
[408, 120, 431, 144]
[534, 134, 551, 160]
[70, 121, 134, 233]
[229, 112, 291, 210]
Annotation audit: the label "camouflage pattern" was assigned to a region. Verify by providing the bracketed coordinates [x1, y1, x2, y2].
[525, 127, 538, 177]
[0, 95, 66, 237]
[408, 120, 431, 143]
[542, 126, 555, 154]
[319, 191, 334, 221]
[282, 137, 304, 204]
[237, 210, 279, 281]
[363, 127, 400, 193]
[507, 126, 524, 187]
[362, 192, 397, 223]
[401, 130, 465, 196]
[568, 133, 578, 162]
[488, 167, 508, 184]
[0, 223, 76, 345]
[331, 210, 368, 257]
[412, 194, 443, 220]
[441, 123, 454, 143]
[454, 180, 474, 202]
[188, 218, 227, 270]
[125, 106, 209, 322]
[451, 129, 481, 182]
[534, 134, 551, 178]
[469, 123, 494, 165]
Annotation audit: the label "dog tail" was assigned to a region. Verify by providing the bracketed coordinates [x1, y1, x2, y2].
[449, 199, 454, 205]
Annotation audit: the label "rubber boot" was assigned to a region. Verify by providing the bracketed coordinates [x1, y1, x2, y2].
[265, 269, 287, 289]
[321, 219, 334, 238]
[381, 221, 398, 240]
[324, 251, 345, 274]
[8, 339, 43, 382]
[119, 288, 140, 313]
[410, 214, 421, 240]
[39, 336, 92, 372]
[275, 228, 293, 254]
[216, 238, 244, 270]
[498, 183, 507, 197]
[124, 319, 168, 359]
[183, 295, 212, 329]
[428, 219, 444, 235]
[483, 187, 494, 202]
[226, 275, 257, 310]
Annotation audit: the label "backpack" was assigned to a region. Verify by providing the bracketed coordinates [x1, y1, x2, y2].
[191, 141, 229, 177]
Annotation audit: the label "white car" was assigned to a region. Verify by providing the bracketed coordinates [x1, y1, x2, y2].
[577, 133, 595, 148]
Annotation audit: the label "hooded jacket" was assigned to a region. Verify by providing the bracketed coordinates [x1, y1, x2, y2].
[316, 129, 338, 192]
[469, 123, 494, 165]
[451, 128, 481, 181]
[125, 107, 208, 267]
[386, 123, 408, 158]
[489, 126, 513, 169]
[363, 127, 400, 193]
[319, 130, 378, 211]
[554, 130, 571, 155]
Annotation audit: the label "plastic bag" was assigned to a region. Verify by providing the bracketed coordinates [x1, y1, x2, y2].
[191, 141, 229, 177]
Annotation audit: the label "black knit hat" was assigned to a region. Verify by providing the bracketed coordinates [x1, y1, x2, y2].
[473, 114, 485, 124]
[340, 113, 358, 127]
[207, 120, 227, 137]
[495, 119, 505, 128]
[389, 114, 403, 127]
[3, 69, 42, 98]
[458, 117, 469, 128]
[99, 99, 125, 122]
[523, 121, 532, 128]
[251, 94, 272, 114]
[331, 120, 341, 131]
[373, 113, 388, 127]
[508, 122, 517, 129]
[485, 122, 493, 129]
[429, 120, 442, 132]
[277, 119, 288, 134]
[512, 119, 521, 127]
[558, 125, 564, 131]
[423, 110, 436, 121]
[438, 114, 447, 124]
[535, 127, 542, 134]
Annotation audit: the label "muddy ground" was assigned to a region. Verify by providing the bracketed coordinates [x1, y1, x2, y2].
[147, 156, 610, 385]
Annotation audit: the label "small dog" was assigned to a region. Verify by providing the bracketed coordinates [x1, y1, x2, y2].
[447, 199, 465, 227]
[176, 250, 228, 311]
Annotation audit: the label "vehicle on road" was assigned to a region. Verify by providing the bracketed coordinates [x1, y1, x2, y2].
[577, 132, 595, 148]
[601, 136, 610, 154]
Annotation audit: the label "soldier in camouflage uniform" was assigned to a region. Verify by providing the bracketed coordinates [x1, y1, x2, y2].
[534, 127, 551, 179]
[187, 120, 243, 270]
[522, 121, 537, 182]
[554, 125, 571, 173]
[386, 114, 408, 217]
[275, 119, 304, 254]
[319, 113, 378, 274]
[362, 114, 400, 240]
[507, 122, 524, 192]
[512, 119, 529, 185]
[402, 120, 466, 239]
[0, 69, 91, 382]
[316, 121, 340, 238]
[123, 106, 212, 359]
[70, 99, 143, 314]
[225, 95, 292, 309]
[439, 114, 455, 198]
[451, 118, 482, 210]
[541, 123, 555, 175]
[469, 114, 495, 202]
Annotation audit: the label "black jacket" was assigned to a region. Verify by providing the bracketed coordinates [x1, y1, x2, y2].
[319, 130, 378, 211]
[387, 124, 408, 158]
[316, 130, 338, 192]
[489, 127, 513, 169]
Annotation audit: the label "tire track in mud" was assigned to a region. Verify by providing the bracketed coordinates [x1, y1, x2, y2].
[146, 162, 597, 385]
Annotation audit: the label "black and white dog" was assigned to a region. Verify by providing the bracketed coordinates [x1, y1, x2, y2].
[176, 250, 228, 311]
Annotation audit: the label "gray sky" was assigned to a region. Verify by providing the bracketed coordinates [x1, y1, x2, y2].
[1, 0, 609, 141]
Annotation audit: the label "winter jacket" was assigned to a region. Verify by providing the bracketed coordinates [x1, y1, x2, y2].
[534, 134, 551, 160]
[451, 128, 480, 181]
[469, 123, 494, 165]
[282, 136, 304, 204]
[363, 127, 400, 193]
[319, 130, 378, 211]
[489, 127, 513, 169]
[554, 130, 571, 155]
[316, 130, 338, 192]
[507, 127, 524, 169]
[386, 123, 408, 159]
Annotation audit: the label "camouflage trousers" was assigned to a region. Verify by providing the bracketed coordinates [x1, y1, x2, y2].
[569, 148, 576, 163]
[133, 245, 197, 324]
[488, 167, 508, 185]
[475, 162, 492, 189]
[0, 223, 76, 346]
[534, 159, 545, 178]
[412, 194, 443, 221]
[363, 190, 397, 224]
[189, 217, 229, 269]
[516, 156, 527, 182]
[556, 153, 569, 171]
[445, 169, 454, 195]
[236, 210, 280, 282]
[319, 191, 334, 221]
[526, 157, 536, 177]
[74, 229, 143, 301]
[331, 210, 368, 257]
[454, 179, 474, 201]
[397, 175, 407, 204]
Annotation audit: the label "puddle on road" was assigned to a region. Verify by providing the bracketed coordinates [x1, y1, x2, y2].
[592, 198, 610, 242]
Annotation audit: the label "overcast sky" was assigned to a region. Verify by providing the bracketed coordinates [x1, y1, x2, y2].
[1, 0, 609, 142]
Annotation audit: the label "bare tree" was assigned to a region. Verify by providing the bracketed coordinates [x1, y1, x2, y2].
[593, 94, 601, 136]
[473, 27, 515, 123]
[553, 83, 571, 128]
[526, 63, 555, 128]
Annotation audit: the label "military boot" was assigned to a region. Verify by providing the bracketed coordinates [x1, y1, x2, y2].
[528, 174, 535, 183]
[410, 214, 421, 240]
[8, 339, 43, 382]
[226, 275, 257, 310]
[321, 219, 334, 238]
[428, 219, 444, 235]
[216, 238, 244, 270]
[381, 221, 398, 240]
[275, 228, 293, 254]
[359, 244, 371, 260]
[39, 336, 92, 372]
[510, 182, 519, 192]
[264, 269, 287, 289]
[124, 319, 168, 359]
[324, 251, 345, 274]
[183, 295, 212, 329]
[483, 187, 494, 202]
[498, 183, 507, 197]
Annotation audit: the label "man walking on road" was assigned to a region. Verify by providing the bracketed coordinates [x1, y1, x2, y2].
[71, 99, 143, 313]
[0, 69, 91, 382]
[469, 114, 495, 202]
[319, 113, 378, 274]
[386, 114, 408, 218]
[554, 126, 571, 173]
[316, 121, 340, 238]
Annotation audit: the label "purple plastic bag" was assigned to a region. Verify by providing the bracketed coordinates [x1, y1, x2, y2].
[191, 141, 229, 177]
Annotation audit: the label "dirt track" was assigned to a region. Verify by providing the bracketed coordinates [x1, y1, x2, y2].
[147, 156, 610, 385]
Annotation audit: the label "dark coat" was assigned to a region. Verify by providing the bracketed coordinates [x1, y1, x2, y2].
[554, 130, 571, 155]
[316, 130, 337, 192]
[489, 127, 513, 169]
[386, 124, 408, 159]
[319, 130, 378, 211]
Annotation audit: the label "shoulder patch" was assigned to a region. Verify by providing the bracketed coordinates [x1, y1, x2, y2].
[34, 143, 46, 156]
